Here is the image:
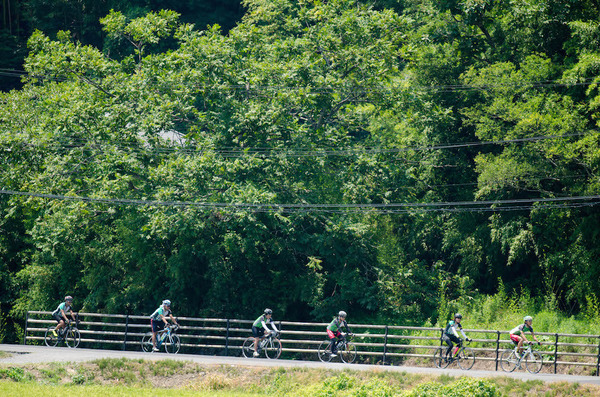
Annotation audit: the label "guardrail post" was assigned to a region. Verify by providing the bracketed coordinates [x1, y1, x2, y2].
[225, 319, 230, 356]
[495, 330, 500, 371]
[382, 325, 389, 365]
[122, 313, 130, 351]
[23, 311, 30, 345]
[596, 335, 600, 376]
[554, 333, 559, 374]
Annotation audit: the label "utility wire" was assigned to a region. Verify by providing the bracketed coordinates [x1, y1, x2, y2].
[1, 68, 599, 93]
[2, 189, 599, 214]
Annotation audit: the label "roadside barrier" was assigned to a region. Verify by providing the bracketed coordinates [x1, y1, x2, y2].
[25, 311, 600, 375]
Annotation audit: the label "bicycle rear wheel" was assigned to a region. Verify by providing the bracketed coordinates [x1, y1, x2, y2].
[340, 342, 357, 363]
[242, 337, 255, 358]
[141, 333, 154, 352]
[44, 326, 59, 347]
[165, 335, 181, 354]
[525, 351, 543, 374]
[318, 339, 333, 362]
[65, 327, 81, 348]
[265, 337, 282, 359]
[457, 347, 475, 370]
[433, 346, 450, 369]
[500, 349, 518, 372]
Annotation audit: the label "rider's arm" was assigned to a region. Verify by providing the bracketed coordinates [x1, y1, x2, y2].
[169, 314, 178, 325]
[261, 320, 270, 332]
[459, 328, 467, 339]
[450, 324, 460, 338]
[269, 321, 279, 333]
[60, 309, 69, 322]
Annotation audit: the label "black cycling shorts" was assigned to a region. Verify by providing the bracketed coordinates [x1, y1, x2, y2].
[53, 313, 66, 323]
[252, 326, 265, 338]
[151, 319, 166, 333]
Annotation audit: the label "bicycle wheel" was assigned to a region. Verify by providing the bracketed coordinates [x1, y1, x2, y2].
[318, 339, 333, 362]
[457, 347, 475, 370]
[242, 337, 255, 358]
[141, 332, 154, 352]
[265, 337, 282, 359]
[500, 349, 518, 372]
[525, 351, 543, 374]
[340, 342, 357, 363]
[433, 346, 450, 369]
[165, 334, 181, 354]
[65, 327, 81, 348]
[44, 326, 59, 347]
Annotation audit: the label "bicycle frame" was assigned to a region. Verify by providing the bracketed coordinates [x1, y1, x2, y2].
[156, 325, 176, 348]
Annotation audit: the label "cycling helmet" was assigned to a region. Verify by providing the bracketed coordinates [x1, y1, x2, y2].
[454, 313, 462, 319]
[523, 315, 533, 322]
[338, 311, 347, 318]
[162, 299, 171, 306]
[65, 296, 73, 301]
[264, 308, 273, 315]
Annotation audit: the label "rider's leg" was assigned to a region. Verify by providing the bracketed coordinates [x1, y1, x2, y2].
[516, 336, 524, 355]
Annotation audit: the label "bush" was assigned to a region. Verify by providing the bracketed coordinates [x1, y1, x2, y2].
[403, 377, 500, 397]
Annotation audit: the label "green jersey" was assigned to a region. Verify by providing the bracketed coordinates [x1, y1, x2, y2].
[510, 324, 533, 335]
[150, 306, 171, 321]
[253, 314, 273, 328]
[327, 318, 348, 333]
[52, 302, 73, 317]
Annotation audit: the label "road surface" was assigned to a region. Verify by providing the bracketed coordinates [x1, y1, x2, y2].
[1, 343, 599, 385]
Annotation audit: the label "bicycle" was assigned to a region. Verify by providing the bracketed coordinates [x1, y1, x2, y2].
[318, 333, 357, 363]
[141, 324, 181, 354]
[44, 316, 81, 348]
[433, 340, 475, 370]
[500, 341, 543, 373]
[242, 331, 282, 359]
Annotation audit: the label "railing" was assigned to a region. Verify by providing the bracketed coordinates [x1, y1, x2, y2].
[25, 311, 600, 375]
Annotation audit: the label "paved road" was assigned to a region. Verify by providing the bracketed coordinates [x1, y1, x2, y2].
[2, 343, 600, 385]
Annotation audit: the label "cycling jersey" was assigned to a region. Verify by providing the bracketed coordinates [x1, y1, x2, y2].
[327, 318, 349, 333]
[150, 306, 171, 321]
[253, 314, 278, 331]
[444, 320, 467, 339]
[52, 302, 73, 317]
[510, 324, 534, 335]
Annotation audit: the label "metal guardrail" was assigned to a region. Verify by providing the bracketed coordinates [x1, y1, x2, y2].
[25, 311, 600, 375]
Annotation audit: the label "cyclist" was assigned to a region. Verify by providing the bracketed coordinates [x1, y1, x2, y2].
[51, 295, 77, 337]
[150, 299, 178, 352]
[327, 310, 352, 358]
[442, 313, 471, 361]
[252, 308, 279, 357]
[510, 316, 540, 356]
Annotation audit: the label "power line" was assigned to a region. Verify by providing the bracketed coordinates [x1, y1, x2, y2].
[2, 189, 599, 214]
[2, 68, 599, 93]
[6, 130, 598, 158]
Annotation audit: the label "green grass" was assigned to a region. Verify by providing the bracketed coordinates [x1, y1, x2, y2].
[1, 359, 600, 396]
[0, 382, 263, 397]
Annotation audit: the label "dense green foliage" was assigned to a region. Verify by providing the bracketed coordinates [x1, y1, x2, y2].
[1, 0, 600, 344]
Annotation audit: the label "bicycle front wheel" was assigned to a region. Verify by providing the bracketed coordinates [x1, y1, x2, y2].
[318, 340, 333, 362]
[44, 326, 59, 347]
[141, 333, 154, 352]
[457, 347, 475, 370]
[500, 349, 518, 372]
[165, 335, 181, 354]
[433, 347, 449, 369]
[242, 337, 255, 358]
[65, 327, 81, 348]
[525, 351, 543, 374]
[340, 342, 357, 363]
[265, 338, 282, 359]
